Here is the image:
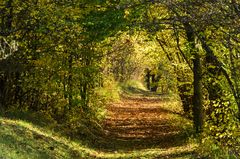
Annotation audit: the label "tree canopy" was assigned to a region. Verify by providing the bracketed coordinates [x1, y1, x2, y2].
[0, 0, 239, 158]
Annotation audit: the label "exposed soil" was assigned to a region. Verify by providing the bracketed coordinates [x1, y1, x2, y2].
[98, 91, 192, 152]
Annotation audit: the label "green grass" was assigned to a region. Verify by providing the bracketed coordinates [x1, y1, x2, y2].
[0, 82, 198, 159]
[0, 117, 97, 159]
[0, 114, 198, 159]
[0, 116, 198, 159]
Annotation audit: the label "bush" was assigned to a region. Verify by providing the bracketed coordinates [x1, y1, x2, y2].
[198, 94, 240, 159]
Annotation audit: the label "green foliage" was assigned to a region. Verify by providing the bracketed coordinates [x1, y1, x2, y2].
[198, 138, 239, 159]
[82, 8, 126, 41]
[0, 0, 126, 124]
[0, 1, 240, 158]
[119, 79, 147, 94]
[95, 76, 120, 103]
[103, 33, 136, 82]
[199, 92, 240, 158]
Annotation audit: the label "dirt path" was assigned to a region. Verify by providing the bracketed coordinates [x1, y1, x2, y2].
[99, 92, 194, 155]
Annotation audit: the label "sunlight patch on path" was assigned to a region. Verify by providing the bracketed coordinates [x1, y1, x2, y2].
[98, 93, 196, 158]
[96, 142, 197, 159]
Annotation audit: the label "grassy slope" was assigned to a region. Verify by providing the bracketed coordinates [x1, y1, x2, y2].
[0, 117, 98, 159]
[0, 110, 197, 159]
[0, 115, 197, 159]
[0, 82, 198, 159]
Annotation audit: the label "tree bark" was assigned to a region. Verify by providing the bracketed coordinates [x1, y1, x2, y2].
[184, 23, 204, 133]
[193, 53, 204, 133]
[68, 54, 73, 109]
[145, 68, 151, 90]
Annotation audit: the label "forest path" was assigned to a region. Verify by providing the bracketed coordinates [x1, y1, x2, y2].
[95, 89, 197, 158]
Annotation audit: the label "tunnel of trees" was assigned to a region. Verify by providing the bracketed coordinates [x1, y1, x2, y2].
[0, 0, 239, 158]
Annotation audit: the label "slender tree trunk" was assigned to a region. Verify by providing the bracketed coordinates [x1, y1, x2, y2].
[184, 23, 204, 133]
[6, 0, 13, 30]
[81, 83, 88, 112]
[0, 75, 5, 109]
[151, 74, 158, 92]
[145, 69, 151, 90]
[156, 36, 193, 114]
[228, 39, 240, 119]
[193, 53, 204, 133]
[68, 54, 73, 109]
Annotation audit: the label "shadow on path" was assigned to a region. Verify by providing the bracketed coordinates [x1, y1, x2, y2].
[94, 89, 194, 153]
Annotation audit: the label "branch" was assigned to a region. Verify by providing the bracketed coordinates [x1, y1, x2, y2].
[197, 34, 240, 112]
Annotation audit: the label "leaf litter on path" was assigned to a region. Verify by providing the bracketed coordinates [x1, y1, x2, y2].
[94, 92, 198, 158]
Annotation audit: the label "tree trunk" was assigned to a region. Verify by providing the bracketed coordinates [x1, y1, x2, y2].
[145, 69, 151, 90]
[184, 23, 204, 133]
[150, 74, 158, 92]
[68, 54, 73, 109]
[193, 53, 204, 133]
